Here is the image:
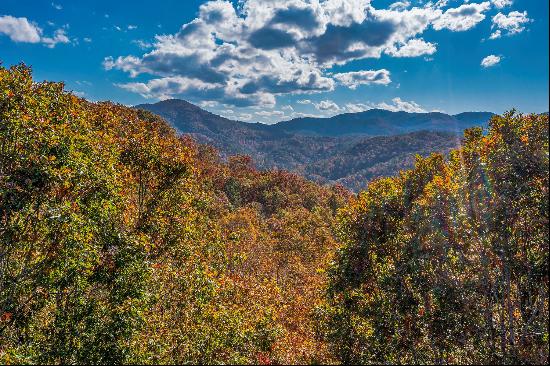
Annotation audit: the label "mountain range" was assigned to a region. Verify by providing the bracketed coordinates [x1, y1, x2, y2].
[136, 99, 493, 191]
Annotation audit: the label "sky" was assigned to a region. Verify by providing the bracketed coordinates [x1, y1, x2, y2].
[1, 0, 548, 124]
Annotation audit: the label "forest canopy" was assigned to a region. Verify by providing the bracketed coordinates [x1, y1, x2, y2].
[0, 64, 548, 364]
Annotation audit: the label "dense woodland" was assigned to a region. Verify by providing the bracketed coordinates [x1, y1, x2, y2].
[0, 64, 548, 364]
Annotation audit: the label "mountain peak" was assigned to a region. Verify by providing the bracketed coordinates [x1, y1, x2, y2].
[136, 99, 209, 114]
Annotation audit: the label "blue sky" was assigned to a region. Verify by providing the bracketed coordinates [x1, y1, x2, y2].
[1, 0, 548, 123]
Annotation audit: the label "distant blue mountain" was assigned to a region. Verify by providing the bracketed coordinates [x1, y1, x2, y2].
[272, 109, 494, 136]
[135, 99, 494, 191]
[136, 99, 494, 138]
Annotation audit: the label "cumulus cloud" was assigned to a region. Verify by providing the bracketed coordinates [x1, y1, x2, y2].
[0, 15, 41, 42]
[42, 28, 70, 48]
[333, 69, 391, 89]
[116, 75, 273, 106]
[481, 54, 501, 68]
[0, 15, 71, 47]
[389, 1, 411, 11]
[314, 99, 341, 112]
[385, 38, 436, 57]
[115, 77, 219, 101]
[376, 97, 427, 112]
[491, 0, 513, 9]
[490, 11, 531, 39]
[432, 2, 491, 32]
[103, 0, 502, 107]
[488, 29, 502, 40]
[318, 98, 428, 113]
[200, 100, 219, 108]
[255, 110, 285, 118]
[424, 1, 450, 9]
[345, 102, 371, 112]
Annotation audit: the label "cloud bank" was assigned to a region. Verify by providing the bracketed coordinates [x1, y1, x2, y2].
[102, 0, 530, 107]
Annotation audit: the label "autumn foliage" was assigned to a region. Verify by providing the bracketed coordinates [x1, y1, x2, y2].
[0, 64, 548, 364]
[318, 112, 549, 364]
[0, 64, 347, 364]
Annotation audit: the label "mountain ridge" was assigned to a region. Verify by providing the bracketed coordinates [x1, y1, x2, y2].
[135, 99, 494, 137]
[272, 108, 494, 136]
[135, 99, 494, 190]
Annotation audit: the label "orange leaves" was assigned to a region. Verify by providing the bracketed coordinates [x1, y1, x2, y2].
[7, 63, 548, 364]
[324, 111, 549, 364]
[520, 134, 529, 145]
[257, 352, 272, 365]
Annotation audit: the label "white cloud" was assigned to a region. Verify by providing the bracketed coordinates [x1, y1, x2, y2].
[51, 2, 62, 10]
[290, 111, 324, 119]
[490, 11, 531, 38]
[297, 99, 312, 104]
[255, 110, 285, 118]
[425, 0, 449, 9]
[376, 97, 426, 112]
[132, 39, 153, 49]
[0, 15, 70, 47]
[385, 38, 436, 57]
[200, 100, 218, 108]
[389, 1, 411, 11]
[488, 29, 501, 39]
[0, 15, 41, 43]
[333, 69, 391, 89]
[128, 25, 138, 30]
[345, 103, 371, 112]
[432, 2, 491, 32]
[314, 100, 341, 112]
[491, 0, 513, 9]
[114, 76, 220, 102]
[481, 54, 501, 68]
[41, 28, 70, 48]
[297, 98, 429, 114]
[103, 0, 500, 107]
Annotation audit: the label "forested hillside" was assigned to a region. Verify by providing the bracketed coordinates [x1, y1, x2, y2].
[0, 65, 350, 364]
[318, 112, 549, 364]
[137, 100, 492, 191]
[1, 65, 548, 365]
[301, 130, 461, 191]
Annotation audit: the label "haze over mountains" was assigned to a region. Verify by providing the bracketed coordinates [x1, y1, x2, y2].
[136, 99, 493, 191]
